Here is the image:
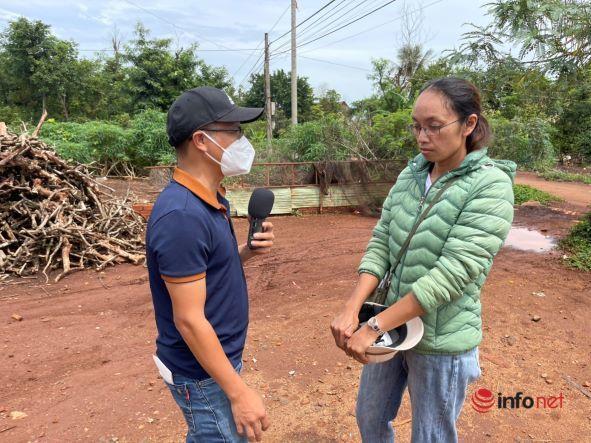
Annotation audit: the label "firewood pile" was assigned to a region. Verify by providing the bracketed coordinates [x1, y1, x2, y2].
[0, 130, 145, 282]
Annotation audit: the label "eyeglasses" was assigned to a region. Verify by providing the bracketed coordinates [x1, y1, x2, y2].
[201, 126, 243, 138]
[408, 118, 463, 137]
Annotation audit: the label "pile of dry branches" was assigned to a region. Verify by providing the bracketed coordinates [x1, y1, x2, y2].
[0, 129, 145, 282]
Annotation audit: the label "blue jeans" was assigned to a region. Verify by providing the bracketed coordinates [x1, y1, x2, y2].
[166, 363, 247, 443]
[356, 347, 481, 443]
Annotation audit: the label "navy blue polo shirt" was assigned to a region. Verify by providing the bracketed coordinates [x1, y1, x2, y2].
[146, 167, 249, 380]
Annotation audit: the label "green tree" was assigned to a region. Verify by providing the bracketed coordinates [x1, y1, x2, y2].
[33, 39, 79, 119]
[0, 17, 103, 120]
[368, 58, 401, 112]
[1, 17, 56, 115]
[242, 69, 315, 122]
[0, 19, 240, 123]
[95, 36, 131, 118]
[407, 58, 455, 98]
[554, 66, 591, 162]
[451, 0, 591, 73]
[0, 49, 12, 109]
[197, 60, 235, 96]
[124, 23, 199, 112]
[316, 88, 344, 115]
[465, 58, 557, 119]
[70, 58, 113, 119]
[123, 23, 235, 113]
[350, 95, 384, 123]
[393, 44, 433, 94]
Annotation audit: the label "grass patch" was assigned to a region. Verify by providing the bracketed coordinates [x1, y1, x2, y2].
[513, 184, 562, 205]
[559, 212, 591, 271]
[540, 170, 591, 185]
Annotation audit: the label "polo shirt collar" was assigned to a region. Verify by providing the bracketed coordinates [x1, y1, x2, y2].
[173, 167, 227, 212]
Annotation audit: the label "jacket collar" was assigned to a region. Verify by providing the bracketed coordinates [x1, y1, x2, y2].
[408, 148, 494, 178]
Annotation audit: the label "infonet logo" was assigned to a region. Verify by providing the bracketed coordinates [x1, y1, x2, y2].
[471, 388, 564, 413]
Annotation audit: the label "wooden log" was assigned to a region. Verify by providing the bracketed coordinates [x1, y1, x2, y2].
[1, 130, 146, 281]
[61, 237, 72, 274]
[31, 109, 48, 138]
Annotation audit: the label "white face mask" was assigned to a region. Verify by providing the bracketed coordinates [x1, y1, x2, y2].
[201, 131, 255, 177]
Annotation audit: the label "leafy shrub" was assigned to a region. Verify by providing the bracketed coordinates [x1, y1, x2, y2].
[273, 116, 355, 161]
[540, 170, 591, 185]
[363, 109, 416, 160]
[0, 105, 29, 127]
[560, 212, 591, 271]
[41, 120, 131, 172]
[513, 184, 561, 205]
[40, 110, 175, 173]
[127, 109, 171, 167]
[488, 115, 556, 170]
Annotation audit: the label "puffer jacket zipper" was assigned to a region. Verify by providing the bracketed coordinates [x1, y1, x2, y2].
[394, 163, 450, 301]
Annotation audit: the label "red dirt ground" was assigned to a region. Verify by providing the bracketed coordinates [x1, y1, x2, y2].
[1, 175, 590, 442]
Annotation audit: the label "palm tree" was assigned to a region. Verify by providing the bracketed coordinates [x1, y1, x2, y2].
[394, 43, 433, 94]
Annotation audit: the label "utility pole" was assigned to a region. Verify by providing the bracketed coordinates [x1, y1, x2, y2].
[290, 0, 298, 125]
[264, 32, 272, 148]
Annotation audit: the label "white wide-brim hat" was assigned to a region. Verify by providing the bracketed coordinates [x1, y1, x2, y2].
[358, 302, 424, 363]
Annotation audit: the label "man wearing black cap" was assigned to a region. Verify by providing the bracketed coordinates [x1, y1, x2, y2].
[146, 86, 274, 442]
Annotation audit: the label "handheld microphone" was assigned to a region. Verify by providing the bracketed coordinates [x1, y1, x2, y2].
[247, 188, 275, 249]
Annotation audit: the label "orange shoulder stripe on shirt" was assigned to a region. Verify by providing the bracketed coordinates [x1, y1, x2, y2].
[161, 272, 206, 283]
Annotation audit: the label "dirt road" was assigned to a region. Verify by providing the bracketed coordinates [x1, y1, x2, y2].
[1, 179, 590, 442]
[516, 172, 591, 210]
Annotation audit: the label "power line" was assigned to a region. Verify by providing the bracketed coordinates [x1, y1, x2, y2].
[300, 0, 444, 55]
[272, 0, 398, 57]
[271, 51, 292, 65]
[237, 3, 293, 86]
[240, 51, 265, 84]
[77, 47, 262, 52]
[232, 4, 291, 79]
[270, 0, 340, 45]
[246, 59, 266, 84]
[295, 0, 354, 37]
[261, 51, 292, 83]
[298, 0, 398, 49]
[121, 0, 236, 52]
[294, 0, 382, 50]
[300, 55, 372, 71]
[269, 53, 371, 73]
[269, 4, 292, 36]
[233, 40, 265, 78]
[196, 48, 261, 52]
[238, 51, 265, 87]
[294, 0, 340, 30]
[271, 0, 357, 54]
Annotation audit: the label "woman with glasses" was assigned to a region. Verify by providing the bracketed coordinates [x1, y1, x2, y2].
[331, 77, 516, 442]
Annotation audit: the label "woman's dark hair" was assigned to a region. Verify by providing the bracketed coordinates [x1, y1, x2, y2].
[420, 77, 492, 152]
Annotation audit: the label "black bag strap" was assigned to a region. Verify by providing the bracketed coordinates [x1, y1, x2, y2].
[382, 176, 460, 287]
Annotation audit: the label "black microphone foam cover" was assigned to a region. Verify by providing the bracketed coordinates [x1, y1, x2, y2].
[248, 188, 275, 219]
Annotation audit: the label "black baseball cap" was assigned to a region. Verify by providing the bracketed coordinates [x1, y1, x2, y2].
[167, 86, 264, 147]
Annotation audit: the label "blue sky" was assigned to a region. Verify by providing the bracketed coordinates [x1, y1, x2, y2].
[0, 0, 491, 102]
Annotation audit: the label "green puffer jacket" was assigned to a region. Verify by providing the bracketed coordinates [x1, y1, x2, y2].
[358, 148, 515, 355]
